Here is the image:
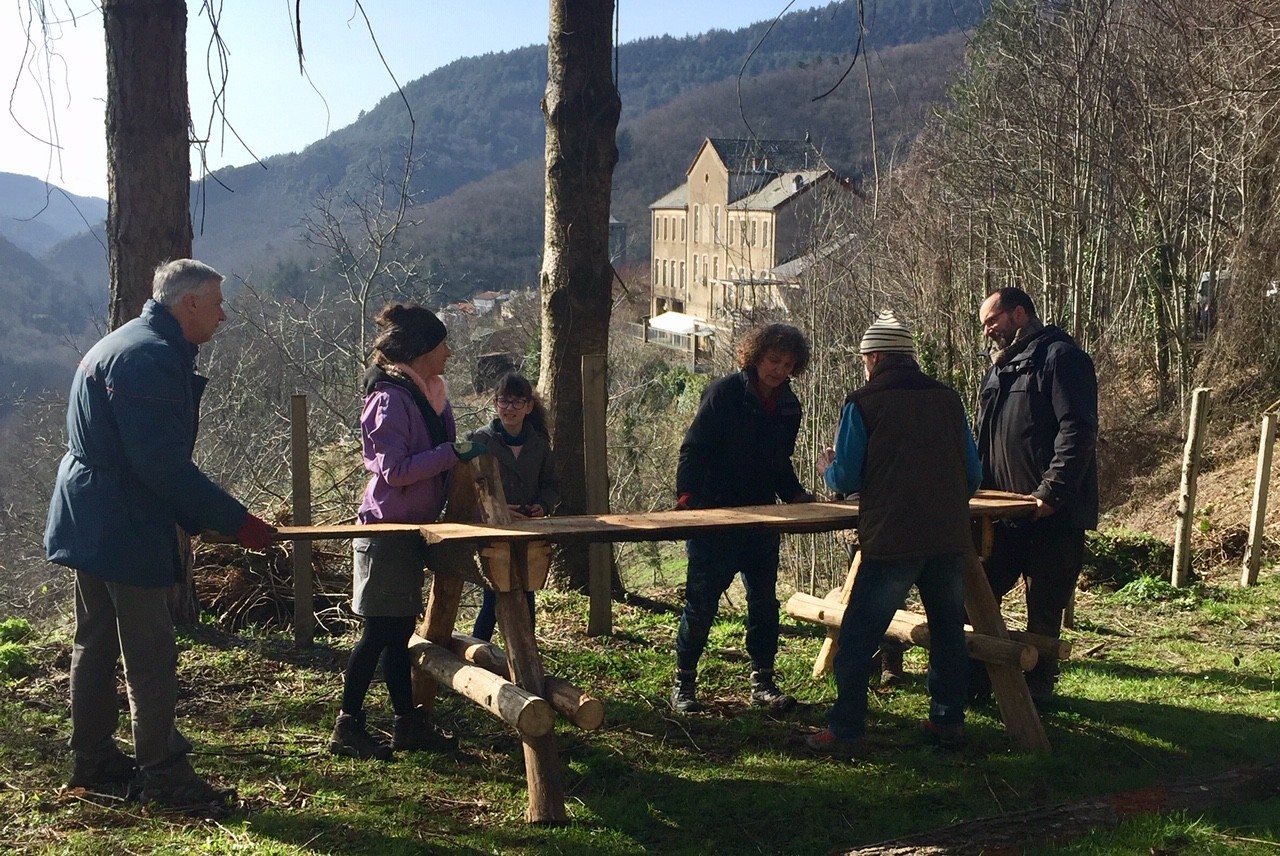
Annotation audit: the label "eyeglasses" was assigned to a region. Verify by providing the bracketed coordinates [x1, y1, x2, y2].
[496, 397, 529, 409]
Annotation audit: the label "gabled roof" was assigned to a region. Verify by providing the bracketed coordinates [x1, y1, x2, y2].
[730, 168, 831, 211]
[701, 138, 830, 204]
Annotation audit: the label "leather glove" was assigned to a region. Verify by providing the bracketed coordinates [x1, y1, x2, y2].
[452, 440, 489, 462]
[674, 493, 692, 510]
[236, 513, 276, 549]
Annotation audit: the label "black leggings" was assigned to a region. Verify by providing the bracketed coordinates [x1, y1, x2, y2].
[341, 615, 416, 717]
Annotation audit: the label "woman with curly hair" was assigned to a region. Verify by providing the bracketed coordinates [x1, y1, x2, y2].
[670, 323, 816, 714]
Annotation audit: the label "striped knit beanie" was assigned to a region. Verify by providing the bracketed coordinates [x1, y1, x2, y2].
[859, 309, 915, 355]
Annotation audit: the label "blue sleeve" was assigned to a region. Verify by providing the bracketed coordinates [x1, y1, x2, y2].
[964, 423, 982, 496]
[824, 402, 867, 494]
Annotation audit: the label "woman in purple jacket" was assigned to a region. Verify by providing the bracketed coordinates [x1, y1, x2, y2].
[329, 303, 482, 760]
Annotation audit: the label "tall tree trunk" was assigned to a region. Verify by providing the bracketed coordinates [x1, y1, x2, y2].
[539, 0, 621, 591]
[103, 0, 198, 623]
[104, 0, 193, 328]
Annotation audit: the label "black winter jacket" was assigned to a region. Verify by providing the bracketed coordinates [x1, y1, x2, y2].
[676, 369, 806, 509]
[977, 325, 1099, 530]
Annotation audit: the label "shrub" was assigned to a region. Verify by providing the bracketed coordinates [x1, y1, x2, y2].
[1083, 529, 1175, 590]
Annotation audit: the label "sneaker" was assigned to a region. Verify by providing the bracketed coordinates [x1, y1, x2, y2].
[139, 758, 236, 817]
[920, 719, 965, 750]
[68, 749, 137, 790]
[670, 669, 705, 713]
[392, 710, 456, 752]
[749, 668, 797, 713]
[804, 728, 864, 758]
[330, 712, 393, 761]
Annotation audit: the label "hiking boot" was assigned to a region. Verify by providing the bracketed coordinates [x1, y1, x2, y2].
[139, 757, 236, 817]
[879, 648, 906, 688]
[329, 711, 393, 761]
[670, 669, 705, 713]
[392, 710, 457, 752]
[920, 719, 965, 750]
[750, 668, 797, 713]
[804, 728, 864, 758]
[1027, 675, 1055, 708]
[68, 748, 137, 790]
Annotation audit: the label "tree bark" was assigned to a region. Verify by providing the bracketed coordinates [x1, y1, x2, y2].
[539, 0, 621, 591]
[104, 0, 193, 327]
[103, 0, 196, 622]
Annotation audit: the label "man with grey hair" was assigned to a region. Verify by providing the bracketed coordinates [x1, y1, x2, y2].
[808, 310, 981, 756]
[46, 258, 275, 814]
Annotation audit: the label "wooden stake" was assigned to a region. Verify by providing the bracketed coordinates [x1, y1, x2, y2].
[583, 353, 613, 636]
[1242, 410, 1277, 587]
[1173, 387, 1212, 587]
[290, 394, 314, 647]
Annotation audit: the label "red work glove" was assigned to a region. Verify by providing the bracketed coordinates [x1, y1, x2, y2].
[674, 493, 693, 510]
[236, 513, 276, 549]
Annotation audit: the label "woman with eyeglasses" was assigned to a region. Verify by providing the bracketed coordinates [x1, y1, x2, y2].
[466, 372, 561, 642]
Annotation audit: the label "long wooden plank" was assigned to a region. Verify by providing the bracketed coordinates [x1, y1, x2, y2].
[235, 491, 1036, 545]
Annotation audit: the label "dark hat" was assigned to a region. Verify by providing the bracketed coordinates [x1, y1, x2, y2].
[372, 304, 448, 362]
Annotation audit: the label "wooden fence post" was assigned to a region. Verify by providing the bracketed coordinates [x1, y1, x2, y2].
[1172, 387, 1211, 588]
[290, 394, 314, 646]
[582, 354, 613, 636]
[1242, 409, 1278, 587]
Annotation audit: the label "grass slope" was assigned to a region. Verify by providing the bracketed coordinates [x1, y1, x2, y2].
[2, 566, 1278, 854]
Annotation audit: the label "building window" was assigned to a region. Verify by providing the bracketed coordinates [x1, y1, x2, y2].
[728, 216, 735, 245]
[693, 207, 701, 243]
[680, 261, 686, 288]
[763, 223, 770, 247]
[714, 206, 721, 243]
[741, 220, 749, 245]
[751, 220, 757, 246]
[681, 216, 687, 241]
[713, 257, 719, 280]
[703, 254, 709, 284]
[693, 256, 699, 282]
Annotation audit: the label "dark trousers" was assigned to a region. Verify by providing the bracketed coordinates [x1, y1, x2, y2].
[826, 554, 968, 738]
[471, 589, 536, 642]
[675, 530, 781, 672]
[983, 518, 1085, 686]
[341, 615, 416, 717]
[70, 572, 192, 771]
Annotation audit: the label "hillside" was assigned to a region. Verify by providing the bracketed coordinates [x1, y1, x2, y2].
[183, 0, 984, 286]
[0, 173, 107, 256]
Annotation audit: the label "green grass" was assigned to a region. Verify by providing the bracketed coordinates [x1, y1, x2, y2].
[2, 570, 1279, 854]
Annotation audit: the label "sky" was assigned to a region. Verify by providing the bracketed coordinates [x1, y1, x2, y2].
[2, 0, 830, 200]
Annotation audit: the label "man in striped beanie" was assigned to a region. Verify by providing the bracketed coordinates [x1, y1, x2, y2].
[807, 309, 981, 756]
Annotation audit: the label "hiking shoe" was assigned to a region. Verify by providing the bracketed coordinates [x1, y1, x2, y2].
[1027, 676, 1056, 707]
[750, 668, 797, 713]
[392, 710, 457, 752]
[68, 749, 137, 790]
[920, 719, 965, 750]
[330, 712, 393, 761]
[804, 728, 864, 758]
[670, 669, 705, 713]
[139, 758, 236, 817]
[878, 649, 906, 688]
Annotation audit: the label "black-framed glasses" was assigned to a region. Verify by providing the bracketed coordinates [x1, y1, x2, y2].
[496, 397, 529, 409]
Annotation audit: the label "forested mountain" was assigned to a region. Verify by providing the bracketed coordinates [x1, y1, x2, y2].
[0, 173, 106, 256]
[7, 0, 985, 357]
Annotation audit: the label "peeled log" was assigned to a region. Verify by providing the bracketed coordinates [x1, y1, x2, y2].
[449, 634, 605, 730]
[408, 635, 555, 737]
[786, 593, 1038, 672]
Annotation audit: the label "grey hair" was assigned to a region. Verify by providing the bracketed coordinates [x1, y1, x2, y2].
[152, 259, 223, 306]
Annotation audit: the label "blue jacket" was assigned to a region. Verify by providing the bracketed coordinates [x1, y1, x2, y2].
[45, 300, 247, 586]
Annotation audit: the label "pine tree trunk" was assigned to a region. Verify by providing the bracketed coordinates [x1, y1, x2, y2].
[103, 0, 198, 623]
[539, 0, 621, 591]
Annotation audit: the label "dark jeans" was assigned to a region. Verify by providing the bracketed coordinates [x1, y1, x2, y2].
[827, 554, 968, 739]
[983, 518, 1085, 687]
[341, 615, 417, 717]
[70, 572, 193, 771]
[471, 589, 536, 642]
[675, 530, 781, 672]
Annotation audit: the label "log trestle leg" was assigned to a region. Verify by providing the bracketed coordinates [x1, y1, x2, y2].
[493, 540, 567, 823]
[964, 546, 1050, 752]
[812, 549, 861, 678]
